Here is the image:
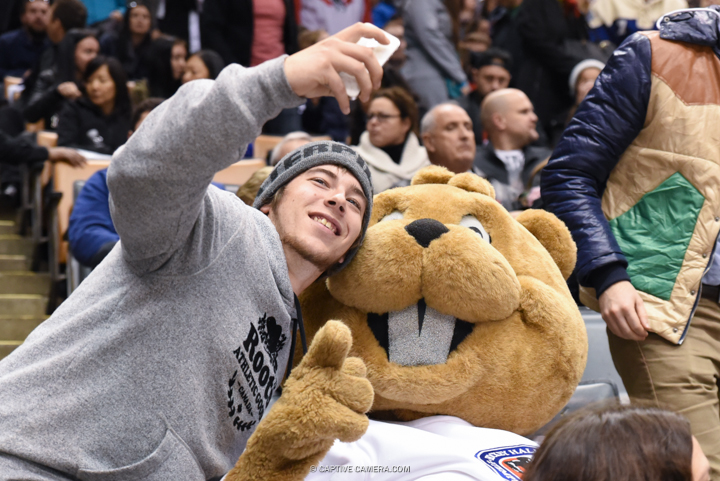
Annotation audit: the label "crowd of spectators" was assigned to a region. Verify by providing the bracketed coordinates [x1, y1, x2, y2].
[1, 0, 712, 297]
[2, 0, 700, 178]
[2, 0, 720, 477]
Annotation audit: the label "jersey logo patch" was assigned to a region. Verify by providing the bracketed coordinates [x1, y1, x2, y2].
[475, 445, 536, 480]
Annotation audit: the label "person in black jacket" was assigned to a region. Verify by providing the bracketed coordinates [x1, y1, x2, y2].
[99, 0, 154, 81]
[147, 36, 186, 98]
[19, 0, 87, 127]
[473, 88, 550, 211]
[57, 56, 131, 154]
[201, 0, 301, 134]
[22, 28, 99, 128]
[458, 48, 513, 145]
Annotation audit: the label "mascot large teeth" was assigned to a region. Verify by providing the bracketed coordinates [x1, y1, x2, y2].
[300, 166, 588, 479]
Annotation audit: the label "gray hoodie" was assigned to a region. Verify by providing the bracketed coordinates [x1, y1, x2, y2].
[0, 57, 304, 480]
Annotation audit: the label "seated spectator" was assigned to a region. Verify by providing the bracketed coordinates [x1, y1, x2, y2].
[182, 49, 224, 83]
[566, 58, 604, 121]
[459, 47, 512, 144]
[22, 29, 99, 127]
[269, 131, 312, 166]
[67, 97, 162, 268]
[147, 36, 187, 98]
[19, 0, 87, 126]
[523, 403, 710, 481]
[301, 96, 348, 142]
[421, 103, 477, 174]
[99, 0, 154, 81]
[236, 166, 273, 205]
[352, 87, 429, 193]
[56, 56, 131, 154]
[299, 0, 371, 35]
[400, 0, 469, 113]
[588, 0, 688, 46]
[0, 0, 50, 81]
[474, 88, 550, 211]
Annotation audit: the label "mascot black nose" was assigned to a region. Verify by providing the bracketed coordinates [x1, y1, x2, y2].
[405, 219, 449, 248]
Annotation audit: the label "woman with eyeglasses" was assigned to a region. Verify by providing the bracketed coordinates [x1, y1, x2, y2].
[352, 86, 429, 193]
[56, 56, 131, 154]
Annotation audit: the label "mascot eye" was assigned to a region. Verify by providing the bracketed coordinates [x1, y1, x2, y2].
[460, 215, 491, 243]
[379, 210, 404, 223]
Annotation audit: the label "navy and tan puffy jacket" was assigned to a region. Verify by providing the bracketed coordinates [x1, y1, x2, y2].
[542, 7, 720, 344]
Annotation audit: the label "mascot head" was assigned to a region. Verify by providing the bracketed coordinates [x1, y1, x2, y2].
[301, 166, 587, 435]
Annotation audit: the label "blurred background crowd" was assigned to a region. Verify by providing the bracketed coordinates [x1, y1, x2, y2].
[1, 0, 719, 263]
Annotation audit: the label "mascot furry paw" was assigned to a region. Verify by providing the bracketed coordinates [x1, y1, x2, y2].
[298, 166, 588, 480]
[226, 321, 373, 481]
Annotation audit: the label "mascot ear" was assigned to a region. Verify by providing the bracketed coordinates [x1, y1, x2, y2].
[516, 209, 577, 280]
[448, 173, 495, 198]
[411, 166, 454, 186]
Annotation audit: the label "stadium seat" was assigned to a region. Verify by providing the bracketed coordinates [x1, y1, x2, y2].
[213, 159, 266, 192]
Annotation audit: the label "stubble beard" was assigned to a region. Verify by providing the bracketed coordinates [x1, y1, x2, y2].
[278, 226, 339, 274]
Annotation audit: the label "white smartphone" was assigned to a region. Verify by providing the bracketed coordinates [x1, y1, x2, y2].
[340, 26, 401, 100]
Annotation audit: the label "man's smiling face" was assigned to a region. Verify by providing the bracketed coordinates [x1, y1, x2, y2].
[262, 165, 367, 272]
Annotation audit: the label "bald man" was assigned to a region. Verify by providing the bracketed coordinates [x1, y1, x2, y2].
[473, 88, 550, 211]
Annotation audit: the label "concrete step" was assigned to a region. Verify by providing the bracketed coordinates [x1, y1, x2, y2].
[0, 220, 16, 236]
[0, 295, 47, 318]
[0, 272, 51, 295]
[0, 317, 46, 340]
[0, 255, 29, 271]
[0, 341, 21, 360]
[0, 235, 33, 257]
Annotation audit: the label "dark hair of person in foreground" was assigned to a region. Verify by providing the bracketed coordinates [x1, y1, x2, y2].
[523, 402, 695, 481]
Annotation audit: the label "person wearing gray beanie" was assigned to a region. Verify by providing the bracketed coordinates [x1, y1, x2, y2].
[254, 140, 373, 277]
[0, 23, 388, 480]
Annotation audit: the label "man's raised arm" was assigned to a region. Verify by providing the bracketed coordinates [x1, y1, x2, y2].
[107, 23, 388, 275]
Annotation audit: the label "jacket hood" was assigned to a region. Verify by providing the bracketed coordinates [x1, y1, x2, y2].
[658, 6, 720, 49]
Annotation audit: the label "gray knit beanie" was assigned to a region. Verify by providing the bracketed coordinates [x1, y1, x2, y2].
[253, 140, 374, 276]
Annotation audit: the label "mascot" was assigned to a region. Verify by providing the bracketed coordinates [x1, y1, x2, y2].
[228, 166, 587, 481]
